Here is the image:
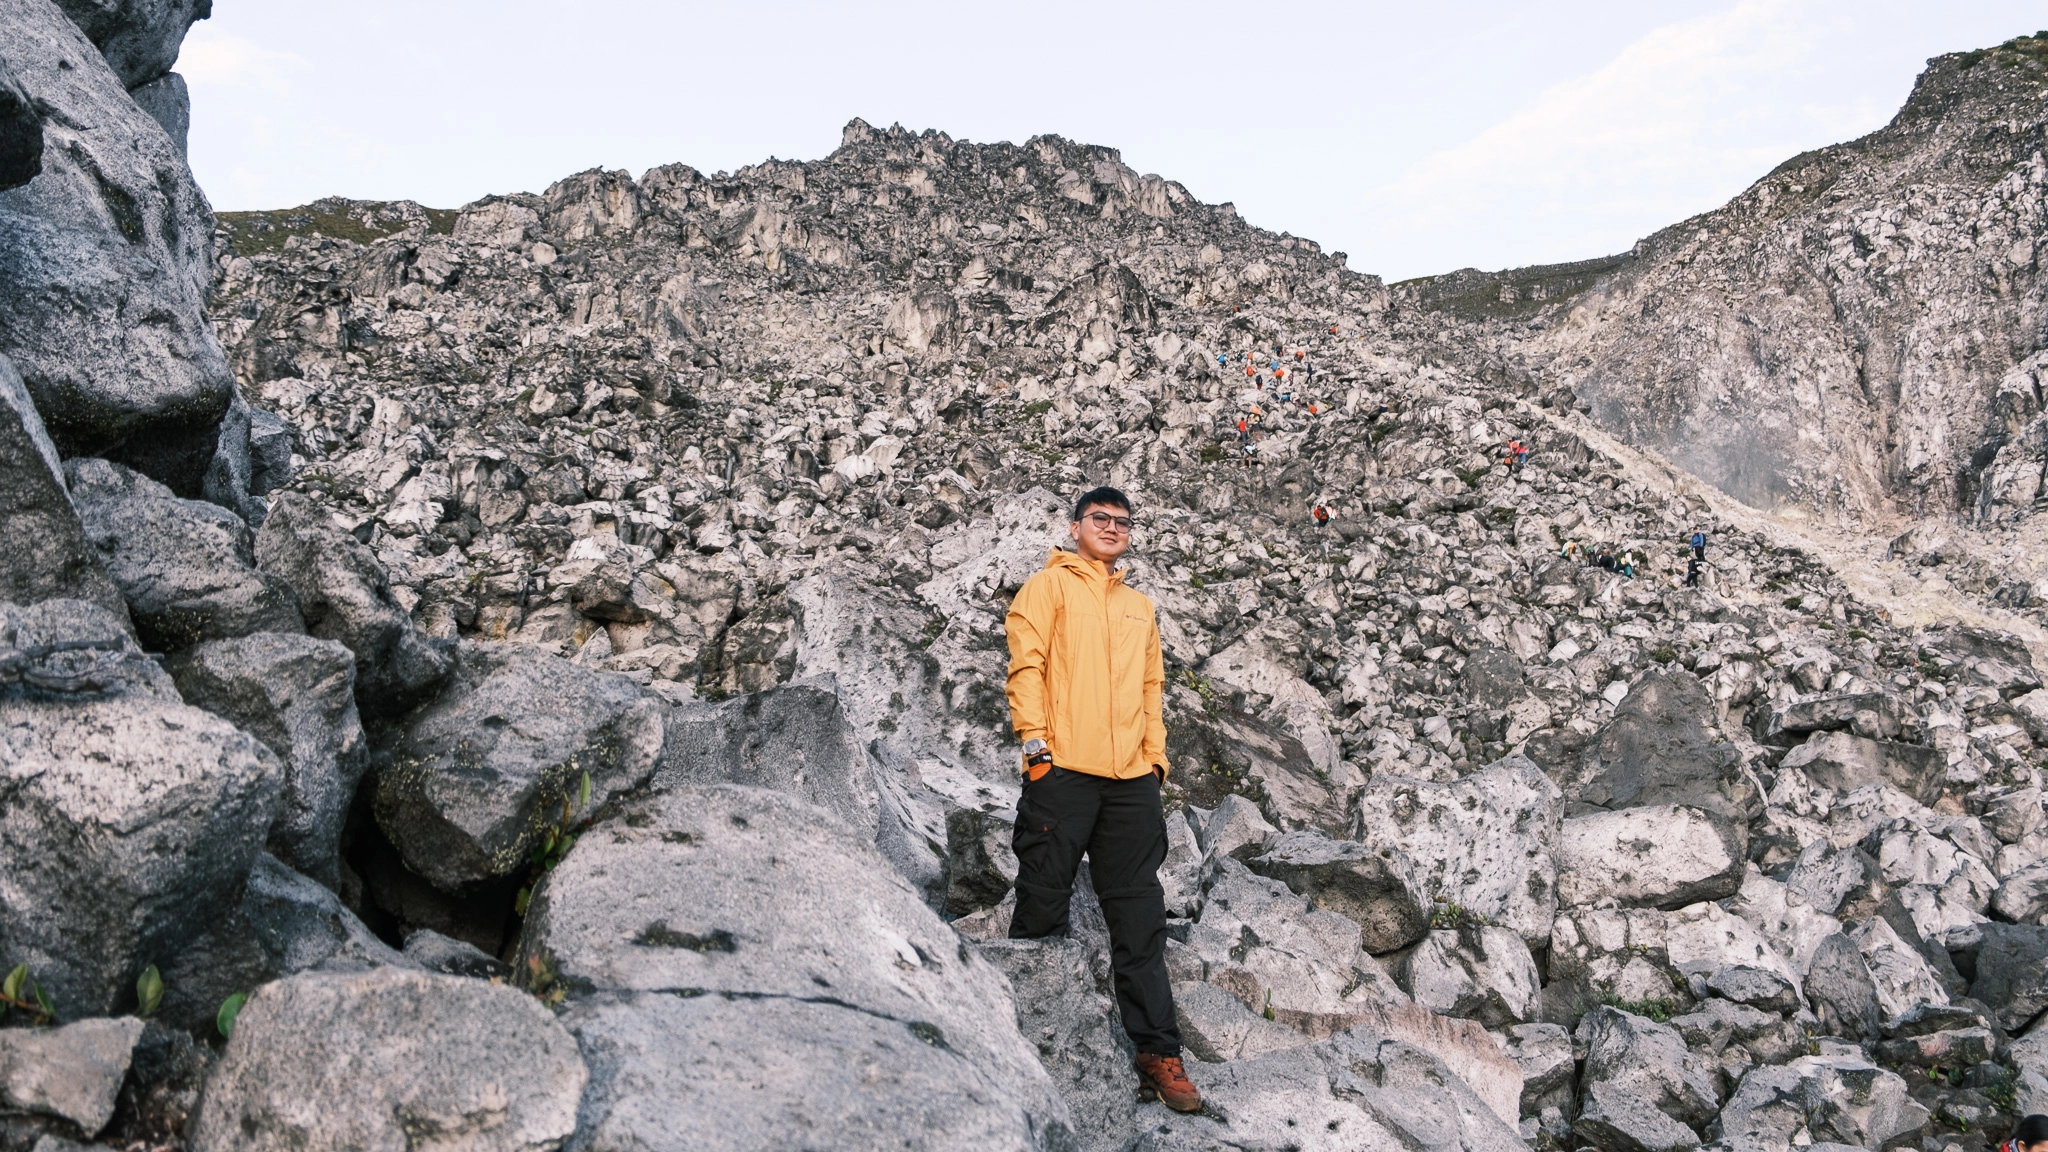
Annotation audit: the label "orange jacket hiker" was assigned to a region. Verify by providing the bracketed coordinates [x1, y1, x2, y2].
[1005, 549, 1167, 780]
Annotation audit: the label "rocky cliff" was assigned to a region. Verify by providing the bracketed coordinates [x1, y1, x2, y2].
[1404, 34, 2048, 535]
[2, 6, 2048, 1152]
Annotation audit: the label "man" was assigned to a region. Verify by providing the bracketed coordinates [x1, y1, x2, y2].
[1005, 487, 1201, 1114]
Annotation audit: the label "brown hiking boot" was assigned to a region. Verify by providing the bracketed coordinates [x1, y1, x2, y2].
[1134, 1053, 1203, 1113]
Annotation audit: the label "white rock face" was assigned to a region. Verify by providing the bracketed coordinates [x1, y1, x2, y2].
[1554, 804, 1747, 910]
[1352, 756, 1563, 944]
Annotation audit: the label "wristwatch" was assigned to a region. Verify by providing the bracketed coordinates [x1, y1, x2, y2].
[1023, 738, 1051, 771]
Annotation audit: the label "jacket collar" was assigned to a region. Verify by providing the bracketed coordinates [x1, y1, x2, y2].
[1045, 547, 1126, 588]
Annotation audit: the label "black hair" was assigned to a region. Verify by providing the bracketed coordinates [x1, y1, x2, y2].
[2019, 1115, 2048, 1145]
[1072, 486, 1131, 522]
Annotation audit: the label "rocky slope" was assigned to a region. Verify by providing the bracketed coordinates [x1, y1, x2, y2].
[2, 4, 2047, 1151]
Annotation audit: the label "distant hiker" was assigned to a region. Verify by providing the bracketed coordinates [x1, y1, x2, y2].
[1595, 549, 1616, 572]
[1561, 539, 1581, 563]
[1295, 349, 1304, 361]
[1328, 325, 1338, 335]
[1504, 439, 1524, 470]
[1514, 443, 1530, 470]
[1690, 530, 1707, 561]
[1685, 555, 1702, 587]
[1006, 487, 1201, 1113]
[1313, 503, 1332, 530]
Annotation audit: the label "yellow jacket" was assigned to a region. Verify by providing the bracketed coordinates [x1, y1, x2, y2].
[1005, 549, 1168, 779]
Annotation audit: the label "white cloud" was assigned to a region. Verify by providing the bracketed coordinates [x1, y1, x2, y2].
[1361, 0, 1908, 272]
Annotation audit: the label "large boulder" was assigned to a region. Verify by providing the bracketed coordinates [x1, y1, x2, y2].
[166, 633, 364, 888]
[66, 458, 302, 651]
[1709, 1054, 1927, 1150]
[655, 675, 878, 839]
[1575, 1007, 1719, 1127]
[254, 492, 452, 716]
[1967, 922, 2048, 1032]
[373, 642, 665, 890]
[51, 0, 210, 89]
[0, 686, 279, 1017]
[517, 784, 1073, 1149]
[0, 0, 234, 493]
[1390, 926, 1540, 1027]
[0, 596, 171, 698]
[1554, 804, 1748, 910]
[1350, 755, 1563, 944]
[189, 968, 586, 1152]
[1247, 829, 1430, 954]
[1803, 933, 1883, 1040]
[1569, 669, 1746, 817]
[0, 356, 128, 621]
[1779, 731, 1945, 807]
[155, 852, 411, 1034]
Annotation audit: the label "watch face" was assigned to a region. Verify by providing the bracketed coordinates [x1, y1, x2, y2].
[1024, 738, 1046, 755]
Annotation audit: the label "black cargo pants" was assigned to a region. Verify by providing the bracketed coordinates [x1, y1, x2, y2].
[1008, 766, 1182, 1057]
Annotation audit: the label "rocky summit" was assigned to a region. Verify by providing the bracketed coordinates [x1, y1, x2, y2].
[3, 2, 2048, 1149]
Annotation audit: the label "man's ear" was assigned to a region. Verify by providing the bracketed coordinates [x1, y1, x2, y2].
[1067, 520, 1081, 545]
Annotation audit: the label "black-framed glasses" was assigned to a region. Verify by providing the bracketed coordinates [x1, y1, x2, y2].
[1084, 512, 1134, 532]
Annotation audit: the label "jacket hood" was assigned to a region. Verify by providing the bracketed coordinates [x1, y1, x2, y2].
[1045, 547, 1126, 588]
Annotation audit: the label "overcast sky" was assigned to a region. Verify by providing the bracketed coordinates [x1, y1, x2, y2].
[181, 1, 2044, 282]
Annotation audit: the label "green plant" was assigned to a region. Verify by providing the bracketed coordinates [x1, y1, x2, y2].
[136, 965, 164, 1019]
[1783, 595, 1803, 609]
[1262, 989, 1276, 1022]
[0, 963, 53, 1025]
[1593, 992, 1675, 1022]
[1650, 646, 1678, 664]
[515, 770, 594, 917]
[216, 991, 248, 1038]
[1199, 443, 1225, 464]
[1022, 400, 1053, 417]
[523, 950, 566, 1007]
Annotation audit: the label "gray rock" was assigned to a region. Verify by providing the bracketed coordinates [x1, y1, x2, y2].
[1803, 933, 1882, 1040]
[52, 0, 210, 89]
[156, 852, 411, 1034]
[254, 491, 451, 716]
[0, 358, 128, 622]
[1392, 926, 1541, 1026]
[1199, 793, 1276, 862]
[166, 633, 364, 888]
[127, 70, 187, 154]
[1770, 692, 1905, 739]
[1350, 754, 1563, 944]
[1247, 829, 1429, 954]
[402, 929, 511, 980]
[0, 1016, 145, 1135]
[1571, 669, 1746, 817]
[0, 0, 233, 493]
[1992, 858, 2048, 924]
[1171, 978, 1309, 1064]
[1574, 1081, 1702, 1152]
[1125, 1030, 1526, 1152]
[2012, 1031, 2048, 1117]
[519, 785, 1071, 1151]
[1705, 963, 1800, 1014]
[0, 690, 278, 1017]
[67, 457, 302, 651]
[0, 596, 170, 699]
[189, 968, 586, 1152]
[979, 937, 1134, 1151]
[373, 641, 665, 889]
[1872, 1025, 1995, 1069]
[1555, 804, 1748, 910]
[1709, 1054, 1927, 1150]
[654, 674, 878, 838]
[1499, 1022, 1575, 1118]
[562, 991, 1076, 1152]
[0, 60, 38, 190]
[1576, 1006, 1720, 1126]
[1779, 730, 1945, 807]
[1667, 999, 1807, 1065]
[1965, 922, 2048, 1032]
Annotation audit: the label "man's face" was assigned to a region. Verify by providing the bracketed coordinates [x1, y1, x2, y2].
[1069, 503, 1132, 565]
